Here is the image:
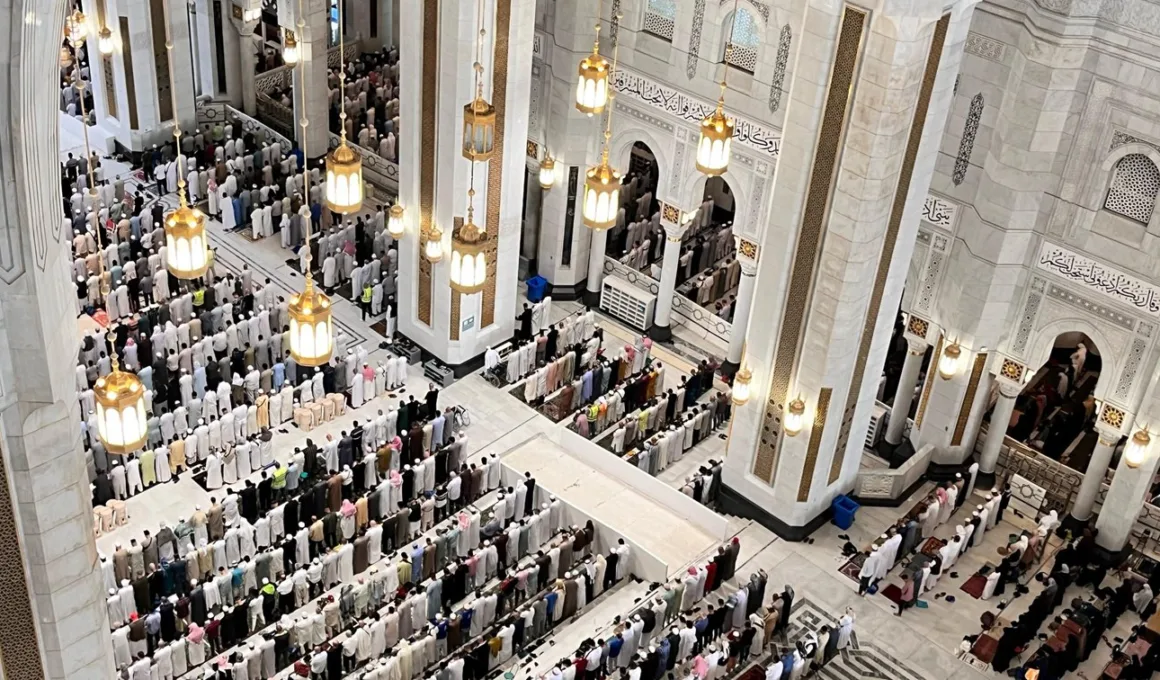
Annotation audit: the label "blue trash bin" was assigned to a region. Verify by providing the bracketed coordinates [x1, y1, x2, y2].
[526, 275, 548, 303]
[832, 494, 859, 530]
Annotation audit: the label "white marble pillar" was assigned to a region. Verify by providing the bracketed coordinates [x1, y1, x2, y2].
[236, 23, 259, 115]
[978, 385, 1019, 474]
[1096, 431, 1158, 552]
[725, 263, 757, 368]
[1071, 426, 1120, 523]
[651, 223, 687, 341]
[1, 2, 116, 675]
[584, 228, 608, 306]
[522, 168, 543, 270]
[885, 339, 927, 445]
[397, 0, 535, 365]
[291, 0, 330, 157]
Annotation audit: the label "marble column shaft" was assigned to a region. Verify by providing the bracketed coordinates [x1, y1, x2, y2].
[885, 341, 927, 445]
[1071, 430, 1119, 523]
[1096, 438, 1160, 552]
[653, 228, 685, 329]
[585, 228, 608, 299]
[978, 385, 1019, 474]
[727, 264, 757, 365]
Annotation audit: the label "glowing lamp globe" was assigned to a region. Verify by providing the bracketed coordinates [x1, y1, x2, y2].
[938, 342, 963, 380]
[387, 202, 405, 238]
[165, 204, 210, 279]
[450, 218, 489, 294]
[731, 366, 752, 406]
[539, 156, 557, 190]
[325, 141, 364, 214]
[283, 31, 299, 64]
[575, 50, 610, 116]
[582, 160, 621, 230]
[425, 227, 445, 263]
[1125, 429, 1152, 469]
[784, 397, 806, 437]
[95, 369, 148, 454]
[696, 106, 734, 176]
[288, 279, 334, 366]
[462, 95, 497, 161]
[98, 26, 115, 55]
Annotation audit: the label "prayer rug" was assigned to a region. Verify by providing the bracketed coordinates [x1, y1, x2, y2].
[961, 573, 987, 599]
[920, 536, 946, 557]
[837, 552, 866, 583]
[880, 583, 904, 606]
[970, 633, 999, 663]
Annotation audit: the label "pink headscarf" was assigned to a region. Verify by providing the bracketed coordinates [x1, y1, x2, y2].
[458, 511, 471, 530]
[186, 623, 205, 644]
[389, 470, 402, 488]
[363, 365, 375, 381]
[340, 499, 357, 518]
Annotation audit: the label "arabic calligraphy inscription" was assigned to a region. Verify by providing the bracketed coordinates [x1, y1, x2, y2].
[1037, 242, 1160, 317]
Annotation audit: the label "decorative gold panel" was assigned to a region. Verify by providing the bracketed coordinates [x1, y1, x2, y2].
[103, 56, 118, 120]
[906, 314, 930, 340]
[798, 387, 832, 501]
[999, 357, 1025, 383]
[481, 0, 511, 329]
[662, 203, 680, 223]
[417, 0, 439, 326]
[120, 17, 139, 129]
[831, 15, 948, 483]
[1099, 403, 1126, 430]
[915, 334, 942, 429]
[738, 238, 759, 261]
[0, 445, 45, 680]
[952, 351, 987, 446]
[231, 3, 243, 19]
[526, 140, 539, 158]
[754, 6, 866, 485]
[450, 216, 463, 341]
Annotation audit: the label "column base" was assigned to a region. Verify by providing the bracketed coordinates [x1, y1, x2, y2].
[720, 361, 740, 379]
[973, 470, 998, 491]
[717, 483, 832, 541]
[650, 323, 672, 342]
[544, 280, 587, 302]
[1059, 513, 1093, 540]
[583, 289, 602, 308]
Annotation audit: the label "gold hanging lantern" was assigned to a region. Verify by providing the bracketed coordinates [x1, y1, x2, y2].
[282, 30, 299, 64]
[696, 104, 734, 176]
[326, 0, 363, 214]
[67, 8, 88, 47]
[938, 341, 962, 380]
[731, 365, 752, 406]
[1125, 428, 1152, 468]
[288, 278, 334, 366]
[450, 191, 488, 294]
[325, 140, 364, 214]
[575, 5, 610, 117]
[582, 154, 621, 230]
[387, 201, 405, 238]
[95, 361, 148, 454]
[539, 155, 557, 190]
[98, 25, 115, 55]
[425, 226, 445, 263]
[783, 396, 806, 436]
[165, 203, 211, 278]
[462, 94, 496, 161]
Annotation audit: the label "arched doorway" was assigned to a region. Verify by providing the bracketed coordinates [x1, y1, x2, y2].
[610, 141, 661, 267]
[1006, 332, 1105, 472]
[676, 177, 739, 320]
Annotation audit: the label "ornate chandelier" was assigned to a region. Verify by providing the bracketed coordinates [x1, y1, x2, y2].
[288, 0, 334, 366]
[697, 1, 738, 176]
[450, 180, 488, 294]
[575, 0, 610, 116]
[325, 0, 364, 214]
[160, 0, 210, 279]
[582, 17, 622, 231]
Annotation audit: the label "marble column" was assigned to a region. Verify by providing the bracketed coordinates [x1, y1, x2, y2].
[0, 2, 116, 676]
[235, 22, 259, 116]
[885, 339, 927, 445]
[521, 168, 543, 276]
[978, 383, 1019, 475]
[1070, 426, 1120, 524]
[584, 228, 608, 307]
[721, 0, 974, 539]
[1096, 430, 1158, 552]
[722, 261, 757, 375]
[651, 222, 688, 342]
[397, 0, 535, 366]
[287, 0, 330, 157]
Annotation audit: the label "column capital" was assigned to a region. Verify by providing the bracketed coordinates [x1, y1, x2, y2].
[1097, 402, 1131, 437]
[997, 382, 1022, 399]
[735, 236, 760, 264]
[905, 337, 927, 355]
[660, 202, 693, 241]
[740, 261, 758, 277]
[1095, 423, 1123, 447]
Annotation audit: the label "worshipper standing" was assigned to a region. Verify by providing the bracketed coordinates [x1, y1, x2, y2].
[895, 573, 916, 616]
